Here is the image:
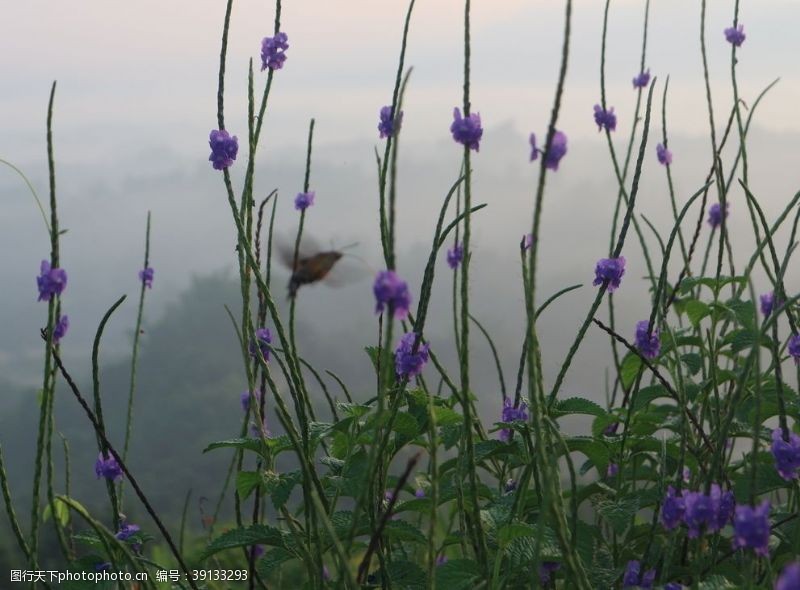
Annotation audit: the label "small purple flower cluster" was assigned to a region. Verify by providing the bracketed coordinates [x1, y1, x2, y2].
[632, 69, 651, 89]
[777, 562, 800, 590]
[760, 291, 776, 317]
[240, 389, 263, 413]
[788, 335, 800, 364]
[538, 562, 560, 585]
[446, 243, 464, 269]
[378, 106, 403, 139]
[660, 484, 735, 538]
[593, 257, 626, 292]
[732, 501, 770, 556]
[707, 203, 728, 229]
[521, 233, 534, 251]
[450, 108, 483, 151]
[95, 451, 123, 482]
[116, 522, 142, 552]
[394, 332, 430, 378]
[208, 129, 239, 170]
[373, 270, 411, 319]
[623, 560, 655, 589]
[529, 131, 568, 171]
[634, 320, 661, 360]
[250, 328, 273, 362]
[53, 315, 69, 344]
[294, 191, 315, 211]
[724, 24, 746, 47]
[499, 398, 529, 442]
[139, 267, 154, 289]
[593, 104, 617, 132]
[771, 428, 800, 480]
[656, 143, 673, 166]
[260, 32, 289, 70]
[37, 260, 67, 302]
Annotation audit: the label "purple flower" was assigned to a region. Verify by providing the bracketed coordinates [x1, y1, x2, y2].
[788, 335, 800, 364]
[771, 428, 800, 480]
[384, 490, 394, 502]
[632, 69, 651, 89]
[260, 32, 289, 70]
[776, 562, 800, 590]
[607, 463, 619, 478]
[656, 143, 673, 166]
[634, 320, 661, 360]
[521, 233, 534, 251]
[664, 584, 683, 590]
[95, 451, 123, 482]
[249, 328, 272, 361]
[593, 257, 626, 292]
[435, 554, 448, 566]
[529, 133, 538, 162]
[683, 490, 713, 538]
[378, 106, 403, 139]
[208, 129, 239, 170]
[544, 131, 568, 170]
[53, 315, 69, 344]
[115, 522, 140, 541]
[603, 422, 619, 436]
[250, 416, 270, 438]
[724, 24, 746, 47]
[760, 292, 776, 317]
[732, 501, 770, 556]
[414, 488, 425, 498]
[538, 562, 560, 585]
[37, 260, 67, 302]
[683, 466, 691, 483]
[139, 267, 154, 289]
[373, 270, 412, 320]
[710, 484, 736, 531]
[446, 243, 464, 269]
[707, 203, 728, 229]
[593, 104, 617, 132]
[249, 545, 264, 560]
[394, 332, 430, 378]
[450, 107, 483, 151]
[623, 561, 641, 588]
[294, 191, 315, 211]
[641, 569, 656, 589]
[660, 486, 685, 530]
[241, 390, 263, 413]
[499, 398, 528, 442]
[504, 478, 517, 493]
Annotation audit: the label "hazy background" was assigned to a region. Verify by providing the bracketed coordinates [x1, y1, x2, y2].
[2, 0, 800, 568]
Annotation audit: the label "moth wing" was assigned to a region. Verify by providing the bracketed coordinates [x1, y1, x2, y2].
[273, 232, 323, 270]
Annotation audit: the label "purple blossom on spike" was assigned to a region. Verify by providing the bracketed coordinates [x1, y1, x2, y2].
[656, 143, 673, 166]
[707, 203, 728, 228]
[250, 328, 272, 361]
[500, 398, 528, 442]
[724, 24, 746, 47]
[760, 292, 776, 317]
[777, 562, 800, 590]
[623, 561, 641, 588]
[732, 501, 771, 556]
[593, 104, 617, 132]
[139, 267, 154, 289]
[661, 486, 685, 530]
[544, 131, 568, 170]
[384, 490, 394, 502]
[115, 522, 140, 541]
[208, 129, 238, 170]
[249, 545, 265, 560]
[436, 555, 448, 566]
[664, 584, 683, 590]
[450, 107, 483, 151]
[641, 569, 656, 589]
[95, 451, 123, 481]
[378, 106, 403, 139]
[322, 566, 330, 581]
[635, 320, 661, 360]
[260, 32, 289, 70]
[683, 490, 713, 538]
[394, 332, 430, 378]
[415, 488, 425, 498]
[603, 422, 619, 436]
[529, 133, 538, 162]
[606, 463, 619, 477]
[771, 428, 800, 480]
[788, 335, 800, 364]
[593, 257, 626, 292]
[521, 233, 534, 251]
[241, 390, 263, 413]
[373, 270, 411, 319]
[294, 191, 315, 211]
[37, 260, 67, 301]
[538, 562, 560, 585]
[710, 484, 735, 531]
[632, 69, 651, 89]
[446, 243, 464, 269]
[53, 315, 69, 344]
[504, 478, 517, 493]
[683, 466, 691, 483]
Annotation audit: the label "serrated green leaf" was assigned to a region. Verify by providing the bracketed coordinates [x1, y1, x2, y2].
[554, 397, 607, 418]
[385, 560, 427, 590]
[199, 524, 296, 561]
[433, 406, 463, 426]
[685, 299, 711, 327]
[680, 352, 703, 375]
[566, 437, 610, 474]
[631, 384, 670, 412]
[620, 353, 643, 389]
[383, 519, 427, 544]
[594, 496, 639, 534]
[434, 559, 480, 590]
[236, 471, 262, 501]
[203, 438, 269, 459]
[392, 412, 420, 438]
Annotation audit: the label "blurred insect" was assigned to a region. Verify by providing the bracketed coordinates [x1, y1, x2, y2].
[277, 235, 362, 298]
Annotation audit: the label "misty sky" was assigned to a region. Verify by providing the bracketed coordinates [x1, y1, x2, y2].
[2, 0, 800, 402]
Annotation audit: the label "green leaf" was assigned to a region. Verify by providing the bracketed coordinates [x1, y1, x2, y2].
[255, 547, 296, 578]
[697, 575, 737, 589]
[392, 412, 421, 438]
[433, 406, 463, 426]
[434, 559, 480, 590]
[497, 522, 537, 545]
[553, 397, 607, 418]
[42, 500, 70, 527]
[566, 437, 610, 474]
[236, 471, 262, 501]
[685, 300, 711, 327]
[680, 353, 703, 376]
[203, 438, 269, 459]
[263, 470, 302, 510]
[199, 524, 296, 561]
[620, 353, 643, 389]
[365, 345, 391, 373]
[631, 384, 670, 412]
[384, 560, 427, 590]
[594, 496, 639, 534]
[383, 519, 427, 544]
[679, 276, 746, 295]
